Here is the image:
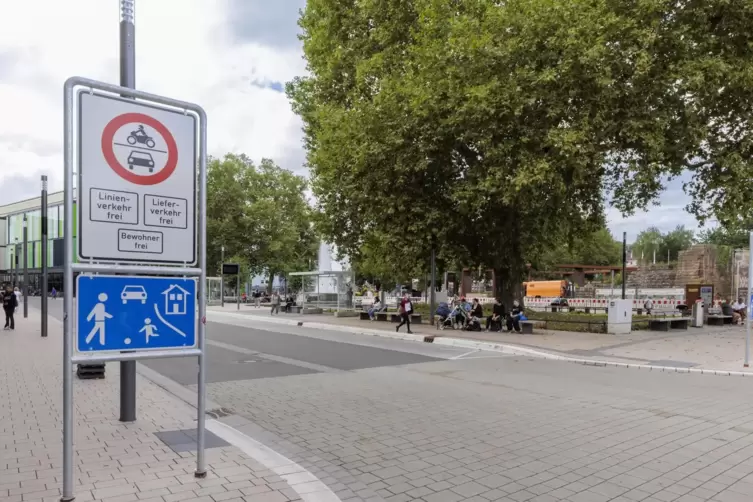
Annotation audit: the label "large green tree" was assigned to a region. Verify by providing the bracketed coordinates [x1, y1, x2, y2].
[207, 154, 317, 288]
[631, 227, 665, 264]
[698, 225, 751, 249]
[288, 0, 753, 304]
[536, 227, 623, 270]
[632, 225, 694, 264]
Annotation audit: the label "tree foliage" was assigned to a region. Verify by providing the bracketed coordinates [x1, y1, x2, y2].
[698, 225, 751, 249]
[537, 227, 622, 270]
[632, 225, 695, 263]
[288, 0, 753, 304]
[206, 154, 317, 285]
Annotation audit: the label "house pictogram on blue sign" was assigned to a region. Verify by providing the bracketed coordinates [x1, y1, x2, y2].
[162, 284, 191, 315]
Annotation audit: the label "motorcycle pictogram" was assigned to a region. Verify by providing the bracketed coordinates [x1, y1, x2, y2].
[126, 125, 156, 149]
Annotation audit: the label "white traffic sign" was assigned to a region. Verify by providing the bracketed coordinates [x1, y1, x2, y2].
[78, 92, 197, 264]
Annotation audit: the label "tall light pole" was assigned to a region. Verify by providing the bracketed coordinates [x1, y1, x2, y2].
[621, 232, 627, 300]
[430, 244, 436, 327]
[23, 214, 28, 318]
[746, 232, 752, 368]
[41, 175, 48, 337]
[220, 245, 225, 307]
[119, 0, 137, 424]
[13, 238, 18, 287]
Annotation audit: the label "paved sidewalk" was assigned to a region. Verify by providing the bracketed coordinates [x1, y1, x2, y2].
[0, 309, 302, 502]
[209, 305, 752, 372]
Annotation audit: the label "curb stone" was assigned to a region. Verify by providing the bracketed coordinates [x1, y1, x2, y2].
[207, 310, 753, 378]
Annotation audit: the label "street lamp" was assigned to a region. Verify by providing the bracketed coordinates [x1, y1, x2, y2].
[13, 237, 18, 287]
[23, 214, 28, 318]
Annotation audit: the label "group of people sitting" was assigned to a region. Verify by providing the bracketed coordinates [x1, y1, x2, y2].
[441, 296, 524, 333]
[366, 294, 526, 333]
[727, 297, 747, 325]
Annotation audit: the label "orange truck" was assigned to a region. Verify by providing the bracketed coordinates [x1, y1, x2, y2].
[523, 280, 569, 298]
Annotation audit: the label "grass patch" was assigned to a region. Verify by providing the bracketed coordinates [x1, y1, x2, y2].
[525, 310, 651, 333]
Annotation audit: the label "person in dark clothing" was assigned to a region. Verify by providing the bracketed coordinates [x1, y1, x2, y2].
[486, 298, 505, 331]
[467, 299, 484, 331]
[507, 300, 523, 333]
[470, 299, 483, 319]
[3, 284, 18, 330]
[396, 292, 413, 334]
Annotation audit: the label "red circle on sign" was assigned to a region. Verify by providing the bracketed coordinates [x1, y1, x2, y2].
[101, 112, 179, 185]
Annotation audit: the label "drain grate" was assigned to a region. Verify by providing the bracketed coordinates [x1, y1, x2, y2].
[206, 407, 233, 419]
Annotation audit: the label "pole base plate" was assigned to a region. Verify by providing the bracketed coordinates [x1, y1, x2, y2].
[194, 470, 208, 478]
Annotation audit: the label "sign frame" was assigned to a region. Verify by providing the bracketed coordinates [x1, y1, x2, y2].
[77, 89, 198, 265]
[63, 76, 208, 502]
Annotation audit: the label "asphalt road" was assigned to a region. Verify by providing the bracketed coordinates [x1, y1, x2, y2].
[29, 297, 482, 385]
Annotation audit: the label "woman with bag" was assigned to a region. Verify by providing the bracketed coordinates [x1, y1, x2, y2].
[396, 292, 414, 334]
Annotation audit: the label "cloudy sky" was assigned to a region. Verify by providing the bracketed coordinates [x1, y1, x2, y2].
[0, 0, 701, 242]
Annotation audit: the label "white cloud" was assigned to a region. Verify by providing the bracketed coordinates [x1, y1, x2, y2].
[0, 0, 306, 201]
[606, 175, 706, 242]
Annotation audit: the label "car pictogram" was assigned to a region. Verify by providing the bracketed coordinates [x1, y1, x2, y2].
[127, 151, 155, 172]
[121, 285, 148, 304]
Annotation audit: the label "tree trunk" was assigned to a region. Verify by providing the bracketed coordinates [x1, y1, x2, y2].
[493, 265, 525, 310]
[267, 271, 275, 295]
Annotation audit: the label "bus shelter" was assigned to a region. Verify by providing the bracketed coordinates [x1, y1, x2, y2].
[288, 270, 354, 311]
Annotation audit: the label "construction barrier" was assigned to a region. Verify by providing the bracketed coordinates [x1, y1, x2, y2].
[523, 297, 688, 311]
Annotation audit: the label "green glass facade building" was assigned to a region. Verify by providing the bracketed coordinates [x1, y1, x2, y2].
[0, 191, 74, 293]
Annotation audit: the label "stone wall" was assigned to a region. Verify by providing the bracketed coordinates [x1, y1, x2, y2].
[624, 244, 746, 298]
[732, 249, 749, 299]
[625, 265, 676, 289]
[673, 245, 721, 288]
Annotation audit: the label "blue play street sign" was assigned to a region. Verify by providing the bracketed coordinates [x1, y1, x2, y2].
[76, 275, 197, 353]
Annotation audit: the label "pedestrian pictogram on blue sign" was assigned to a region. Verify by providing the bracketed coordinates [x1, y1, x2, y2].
[76, 275, 197, 352]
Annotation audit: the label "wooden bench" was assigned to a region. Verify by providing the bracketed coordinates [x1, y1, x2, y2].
[706, 314, 733, 326]
[287, 305, 302, 314]
[648, 317, 691, 331]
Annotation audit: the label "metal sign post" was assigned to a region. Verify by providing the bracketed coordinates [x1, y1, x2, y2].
[23, 214, 28, 318]
[41, 176, 49, 337]
[62, 77, 208, 502]
[222, 263, 239, 309]
[746, 232, 752, 368]
[119, 0, 138, 421]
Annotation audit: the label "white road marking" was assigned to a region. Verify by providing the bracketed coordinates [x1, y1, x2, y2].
[450, 349, 480, 360]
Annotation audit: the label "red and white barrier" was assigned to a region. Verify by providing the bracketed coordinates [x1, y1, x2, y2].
[523, 297, 686, 311]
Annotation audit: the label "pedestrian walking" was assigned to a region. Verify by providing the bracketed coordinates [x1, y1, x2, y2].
[396, 292, 414, 334]
[13, 287, 21, 313]
[51, 286, 57, 300]
[270, 291, 281, 315]
[3, 284, 18, 330]
[643, 298, 653, 316]
[255, 290, 261, 308]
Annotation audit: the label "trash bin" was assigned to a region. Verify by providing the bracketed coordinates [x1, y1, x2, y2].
[691, 299, 705, 328]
